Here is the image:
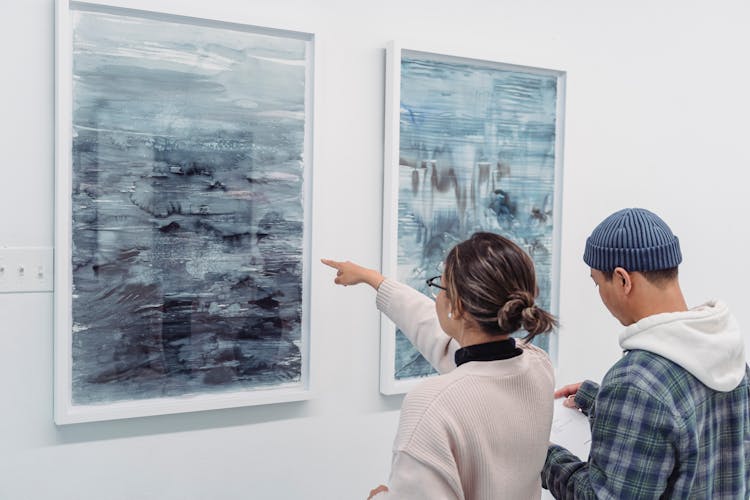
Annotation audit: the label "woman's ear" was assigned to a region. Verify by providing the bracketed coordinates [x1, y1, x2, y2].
[451, 297, 465, 320]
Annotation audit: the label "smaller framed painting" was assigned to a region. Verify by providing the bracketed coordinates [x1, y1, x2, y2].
[380, 42, 565, 394]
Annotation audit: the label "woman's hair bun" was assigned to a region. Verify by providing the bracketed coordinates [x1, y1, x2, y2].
[498, 290, 556, 338]
[497, 291, 533, 333]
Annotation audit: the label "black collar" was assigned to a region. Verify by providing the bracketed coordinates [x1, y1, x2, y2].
[454, 338, 522, 367]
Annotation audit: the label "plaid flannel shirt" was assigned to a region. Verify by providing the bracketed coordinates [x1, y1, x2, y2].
[542, 350, 750, 499]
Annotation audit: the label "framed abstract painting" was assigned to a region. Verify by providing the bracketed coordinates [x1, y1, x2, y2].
[54, 0, 315, 423]
[381, 43, 565, 394]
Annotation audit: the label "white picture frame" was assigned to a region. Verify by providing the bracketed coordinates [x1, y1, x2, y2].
[54, 0, 315, 425]
[380, 42, 565, 395]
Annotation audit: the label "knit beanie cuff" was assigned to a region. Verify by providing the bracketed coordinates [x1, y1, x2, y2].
[584, 236, 682, 272]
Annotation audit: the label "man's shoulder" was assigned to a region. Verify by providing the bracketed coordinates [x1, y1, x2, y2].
[603, 350, 694, 405]
[609, 349, 686, 378]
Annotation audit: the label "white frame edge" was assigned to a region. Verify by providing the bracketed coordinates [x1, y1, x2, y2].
[380, 42, 437, 395]
[380, 42, 403, 395]
[301, 23, 317, 409]
[54, 0, 316, 424]
[379, 41, 398, 395]
[54, 0, 75, 424]
[548, 72, 567, 371]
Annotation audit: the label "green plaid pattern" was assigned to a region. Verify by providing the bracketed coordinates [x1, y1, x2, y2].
[542, 350, 750, 499]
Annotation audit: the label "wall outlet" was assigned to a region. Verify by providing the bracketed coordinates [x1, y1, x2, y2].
[0, 247, 54, 293]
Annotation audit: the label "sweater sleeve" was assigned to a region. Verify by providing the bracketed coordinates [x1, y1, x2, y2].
[371, 451, 463, 500]
[376, 279, 459, 374]
[375, 381, 465, 500]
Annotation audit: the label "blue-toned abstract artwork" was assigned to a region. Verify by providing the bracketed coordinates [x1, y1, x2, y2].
[69, 7, 310, 405]
[394, 52, 562, 380]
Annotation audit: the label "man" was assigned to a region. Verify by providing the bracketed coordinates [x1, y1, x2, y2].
[542, 208, 750, 499]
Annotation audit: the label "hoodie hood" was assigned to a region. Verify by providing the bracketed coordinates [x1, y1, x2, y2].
[619, 300, 746, 392]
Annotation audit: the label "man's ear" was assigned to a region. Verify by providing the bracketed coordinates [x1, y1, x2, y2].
[613, 267, 632, 294]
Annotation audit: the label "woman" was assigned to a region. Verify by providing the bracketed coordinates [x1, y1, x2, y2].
[323, 232, 556, 500]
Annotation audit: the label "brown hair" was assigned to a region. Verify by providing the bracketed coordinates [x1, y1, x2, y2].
[443, 232, 557, 342]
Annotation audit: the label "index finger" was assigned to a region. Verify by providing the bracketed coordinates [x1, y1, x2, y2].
[554, 386, 574, 399]
[320, 258, 342, 270]
[554, 382, 581, 399]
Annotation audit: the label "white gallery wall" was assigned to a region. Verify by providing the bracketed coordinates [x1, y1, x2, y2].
[1, 0, 749, 498]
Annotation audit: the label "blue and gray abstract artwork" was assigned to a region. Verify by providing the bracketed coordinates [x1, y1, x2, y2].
[395, 53, 560, 380]
[70, 9, 309, 404]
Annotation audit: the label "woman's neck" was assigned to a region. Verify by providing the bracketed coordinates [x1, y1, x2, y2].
[457, 326, 510, 347]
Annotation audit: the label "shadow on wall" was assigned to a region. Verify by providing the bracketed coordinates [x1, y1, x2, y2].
[54, 400, 312, 444]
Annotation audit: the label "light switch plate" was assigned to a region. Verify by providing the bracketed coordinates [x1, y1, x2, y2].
[0, 247, 54, 293]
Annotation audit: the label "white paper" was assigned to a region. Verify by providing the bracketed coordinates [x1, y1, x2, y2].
[550, 397, 591, 459]
[542, 399, 592, 499]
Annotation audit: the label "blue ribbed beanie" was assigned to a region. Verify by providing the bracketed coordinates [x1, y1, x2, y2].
[583, 208, 682, 272]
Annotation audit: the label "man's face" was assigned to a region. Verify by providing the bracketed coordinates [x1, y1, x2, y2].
[590, 268, 632, 326]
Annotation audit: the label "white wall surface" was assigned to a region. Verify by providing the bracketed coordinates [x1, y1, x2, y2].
[2, 0, 750, 498]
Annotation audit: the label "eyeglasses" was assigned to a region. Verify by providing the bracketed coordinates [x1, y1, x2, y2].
[426, 275, 447, 298]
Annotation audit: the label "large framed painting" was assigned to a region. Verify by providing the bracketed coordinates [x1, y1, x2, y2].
[54, 0, 315, 423]
[381, 43, 565, 394]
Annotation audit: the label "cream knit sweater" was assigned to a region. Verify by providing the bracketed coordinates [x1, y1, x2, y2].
[374, 279, 554, 500]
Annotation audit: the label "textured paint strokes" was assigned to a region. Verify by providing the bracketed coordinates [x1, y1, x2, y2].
[395, 54, 558, 380]
[71, 8, 308, 404]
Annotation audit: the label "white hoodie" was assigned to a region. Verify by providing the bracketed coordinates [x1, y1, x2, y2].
[619, 300, 747, 392]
